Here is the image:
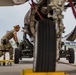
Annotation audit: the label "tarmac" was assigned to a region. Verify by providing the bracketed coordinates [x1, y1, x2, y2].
[0, 53, 76, 75]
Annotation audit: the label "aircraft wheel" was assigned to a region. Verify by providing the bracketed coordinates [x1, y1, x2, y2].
[14, 48, 20, 64]
[33, 19, 56, 72]
[68, 48, 75, 63]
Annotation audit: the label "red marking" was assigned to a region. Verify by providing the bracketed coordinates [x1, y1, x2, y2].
[29, 0, 43, 20]
[69, 0, 76, 18]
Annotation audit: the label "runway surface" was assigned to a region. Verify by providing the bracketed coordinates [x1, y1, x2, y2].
[0, 58, 76, 75]
[0, 53, 76, 75]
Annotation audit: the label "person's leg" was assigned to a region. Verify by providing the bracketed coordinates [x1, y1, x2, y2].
[9, 47, 13, 60]
[0, 45, 6, 57]
[0, 51, 4, 57]
[6, 42, 13, 60]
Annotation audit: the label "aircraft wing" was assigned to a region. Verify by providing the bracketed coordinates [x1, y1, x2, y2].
[66, 26, 76, 41]
[0, 0, 28, 6]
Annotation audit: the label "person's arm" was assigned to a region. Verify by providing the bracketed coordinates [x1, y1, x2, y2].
[13, 31, 19, 46]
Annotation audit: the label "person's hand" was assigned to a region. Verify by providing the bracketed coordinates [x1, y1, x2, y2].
[16, 42, 19, 47]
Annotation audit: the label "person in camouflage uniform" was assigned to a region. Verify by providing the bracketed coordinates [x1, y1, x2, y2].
[0, 25, 20, 60]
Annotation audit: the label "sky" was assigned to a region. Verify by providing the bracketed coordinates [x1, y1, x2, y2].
[0, 2, 30, 40]
[0, 2, 75, 41]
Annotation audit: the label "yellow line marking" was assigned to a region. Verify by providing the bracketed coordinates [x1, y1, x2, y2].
[57, 61, 76, 66]
[0, 60, 14, 62]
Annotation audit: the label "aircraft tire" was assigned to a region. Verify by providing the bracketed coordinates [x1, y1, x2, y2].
[68, 48, 75, 63]
[33, 19, 56, 72]
[14, 48, 20, 64]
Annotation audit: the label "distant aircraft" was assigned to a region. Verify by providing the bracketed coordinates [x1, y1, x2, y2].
[61, 26, 76, 49]
[64, 41, 76, 46]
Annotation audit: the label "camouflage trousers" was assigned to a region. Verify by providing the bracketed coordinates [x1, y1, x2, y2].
[0, 41, 13, 60]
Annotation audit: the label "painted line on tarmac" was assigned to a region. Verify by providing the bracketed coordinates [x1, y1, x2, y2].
[57, 61, 76, 67]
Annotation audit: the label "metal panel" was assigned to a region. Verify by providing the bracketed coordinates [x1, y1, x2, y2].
[0, 0, 14, 6]
[0, 0, 27, 6]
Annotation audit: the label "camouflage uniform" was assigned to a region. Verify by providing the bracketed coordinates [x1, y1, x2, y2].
[0, 29, 15, 60]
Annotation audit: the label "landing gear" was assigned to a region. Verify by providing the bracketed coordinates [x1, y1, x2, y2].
[14, 48, 20, 64]
[59, 47, 75, 63]
[68, 48, 75, 63]
[34, 19, 56, 72]
[14, 40, 33, 64]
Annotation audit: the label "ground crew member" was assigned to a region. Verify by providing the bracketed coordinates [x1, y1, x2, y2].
[0, 25, 20, 60]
